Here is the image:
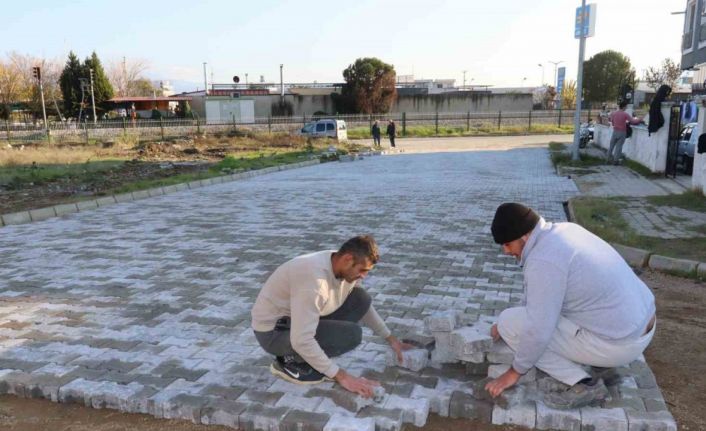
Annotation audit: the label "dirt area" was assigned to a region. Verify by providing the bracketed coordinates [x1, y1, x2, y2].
[0, 270, 701, 430]
[0, 133, 312, 214]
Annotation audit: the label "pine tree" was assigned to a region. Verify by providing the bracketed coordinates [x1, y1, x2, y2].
[59, 51, 83, 117]
[83, 51, 114, 111]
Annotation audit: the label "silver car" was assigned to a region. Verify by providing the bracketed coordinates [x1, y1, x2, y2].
[678, 122, 697, 174]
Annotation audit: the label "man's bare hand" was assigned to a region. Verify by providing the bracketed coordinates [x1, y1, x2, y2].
[490, 324, 501, 342]
[386, 335, 415, 363]
[334, 369, 380, 398]
[485, 368, 521, 398]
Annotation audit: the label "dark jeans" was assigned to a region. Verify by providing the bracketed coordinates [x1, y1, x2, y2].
[373, 135, 381, 146]
[388, 135, 396, 147]
[254, 287, 372, 362]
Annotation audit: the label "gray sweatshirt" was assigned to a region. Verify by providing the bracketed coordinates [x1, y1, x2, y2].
[512, 218, 656, 374]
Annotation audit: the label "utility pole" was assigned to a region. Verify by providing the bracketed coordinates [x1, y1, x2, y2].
[122, 56, 127, 97]
[280, 64, 284, 97]
[203, 62, 208, 96]
[32, 66, 49, 136]
[572, 0, 589, 161]
[462, 70, 467, 89]
[538, 63, 545, 86]
[89, 68, 97, 124]
[245, 73, 248, 85]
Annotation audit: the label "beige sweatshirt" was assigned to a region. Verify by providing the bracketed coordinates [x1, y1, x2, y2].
[251, 250, 391, 378]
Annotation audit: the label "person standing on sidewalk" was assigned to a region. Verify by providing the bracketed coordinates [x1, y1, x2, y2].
[386, 119, 396, 148]
[251, 235, 413, 397]
[484, 203, 656, 409]
[608, 101, 642, 165]
[371, 120, 381, 148]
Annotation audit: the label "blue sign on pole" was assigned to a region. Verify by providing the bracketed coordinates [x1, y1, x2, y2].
[557, 67, 566, 109]
[575, 4, 597, 39]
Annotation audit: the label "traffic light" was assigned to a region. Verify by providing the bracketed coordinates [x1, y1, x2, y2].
[32, 66, 41, 81]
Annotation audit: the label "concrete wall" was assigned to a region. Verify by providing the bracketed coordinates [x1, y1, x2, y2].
[693, 102, 706, 193]
[392, 92, 533, 114]
[594, 104, 672, 173]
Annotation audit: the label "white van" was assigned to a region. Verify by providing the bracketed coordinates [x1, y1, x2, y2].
[299, 119, 347, 140]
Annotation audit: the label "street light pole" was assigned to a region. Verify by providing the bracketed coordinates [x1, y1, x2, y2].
[463, 70, 467, 89]
[548, 60, 564, 87]
[89, 68, 97, 124]
[538, 63, 545, 86]
[203, 62, 208, 96]
[280, 64, 284, 97]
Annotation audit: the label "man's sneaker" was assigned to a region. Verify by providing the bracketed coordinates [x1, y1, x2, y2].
[543, 378, 609, 409]
[270, 356, 327, 385]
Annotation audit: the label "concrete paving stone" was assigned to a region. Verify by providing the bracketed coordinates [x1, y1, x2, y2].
[1, 211, 31, 225]
[535, 401, 581, 431]
[356, 406, 405, 431]
[424, 311, 457, 332]
[448, 390, 493, 421]
[200, 384, 247, 400]
[147, 187, 165, 197]
[54, 203, 79, 216]
[175, 183, 190, 192]
[237, 403, 290, 431]
[487, 339, 514, 364]
[450, 324, 493, 357]
[323, 414, 375, 431]
[491, 402, 537, 428]
[603, 396, 646, 412]
[280, 409, 331, 431]
[113, 193, 134, 203]
[95, 195, 117, 206]
[75, 199, 99, 210]
[29, 206, 57, 222]
[648, 254, 698, 275]
[131, 190, 151, 200]
[160, 393, 206, 422]
[161, 185, 179, 194]
[385, 348, 428, 372]
[199, 397, 247, 426]
[626, 410, 677, 431]
[643, 398, 669, 413]
[383, 394, 430, 427]
[581, 406, 628, 431]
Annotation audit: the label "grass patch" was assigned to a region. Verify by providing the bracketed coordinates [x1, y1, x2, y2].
[0, 159, 126, 188]
[646, 190, 706, 213]
[214, 150, 312, 171]
[623, 159, 659, 178]
[548, 144, 605, 169]
[347, 124, 574, 139]
[110, 172, 214, 194]
[571, 196, 706, 263]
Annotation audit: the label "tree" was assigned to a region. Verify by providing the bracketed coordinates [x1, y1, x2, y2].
[107, 58, 149, 97]
[644, 58, 682, 91]
[132, 78, 163, 97]
[59, 51, 83, 117]
[583, 50, 635, 104]
[339, 57, 397, 114]
[560, 80, 577, 109]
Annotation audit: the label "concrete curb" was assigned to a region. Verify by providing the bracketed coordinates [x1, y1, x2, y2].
[0, 159, 321, 229]
[566, 199, 705, 279]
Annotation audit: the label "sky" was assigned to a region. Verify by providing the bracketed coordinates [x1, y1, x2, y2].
[2, 0, 688, 91]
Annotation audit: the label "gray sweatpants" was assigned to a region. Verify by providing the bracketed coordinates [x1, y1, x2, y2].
[254, 287, 372, 362]
[608, 130, 627, 162]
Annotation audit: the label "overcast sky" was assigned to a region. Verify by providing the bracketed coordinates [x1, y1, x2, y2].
[3, 0, 688, 89]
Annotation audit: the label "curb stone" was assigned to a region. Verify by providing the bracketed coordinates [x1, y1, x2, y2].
[0, 159, 320, 229]
[611, 243, 652, 268]
[648, 255, 698, 276]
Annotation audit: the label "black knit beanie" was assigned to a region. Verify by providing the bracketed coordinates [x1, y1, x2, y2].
[491, 203, 540, 244]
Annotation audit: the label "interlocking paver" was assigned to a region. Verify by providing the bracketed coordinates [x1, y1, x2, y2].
[0, 146, 674, 429]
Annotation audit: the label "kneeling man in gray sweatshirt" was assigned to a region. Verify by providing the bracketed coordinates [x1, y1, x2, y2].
[252, 235, 412, 398]
[484, 203, 656, 409]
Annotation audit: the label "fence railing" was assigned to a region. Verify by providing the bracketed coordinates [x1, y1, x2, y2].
[2, 110, 592, 144]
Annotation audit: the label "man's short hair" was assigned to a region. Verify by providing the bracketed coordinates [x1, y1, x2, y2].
[619, 100, 629, 109]
[338, 235, 379, 264]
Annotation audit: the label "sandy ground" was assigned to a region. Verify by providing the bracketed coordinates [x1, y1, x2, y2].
[0, 269, 701, 431]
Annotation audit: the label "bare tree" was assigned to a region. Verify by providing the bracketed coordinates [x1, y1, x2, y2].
[1, 52, 64, 120]
[107, 57, 149, 97]
[644, 58, 682, 91]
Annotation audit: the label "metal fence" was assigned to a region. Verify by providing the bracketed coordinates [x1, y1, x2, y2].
[2, 110, 593, 144]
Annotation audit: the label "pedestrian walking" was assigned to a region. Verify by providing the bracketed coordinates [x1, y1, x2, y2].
[386, 120, 396, 148]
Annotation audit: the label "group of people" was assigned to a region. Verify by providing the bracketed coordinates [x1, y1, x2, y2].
[251, 203, 657, 409]
[371, 119, 396, 148]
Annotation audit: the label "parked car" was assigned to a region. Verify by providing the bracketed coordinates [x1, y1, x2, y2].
[678, 122, 698, 174]
[298, 119, 347, 140]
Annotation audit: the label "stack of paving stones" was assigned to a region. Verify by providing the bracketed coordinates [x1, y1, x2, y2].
[0, 149, 675, 430]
